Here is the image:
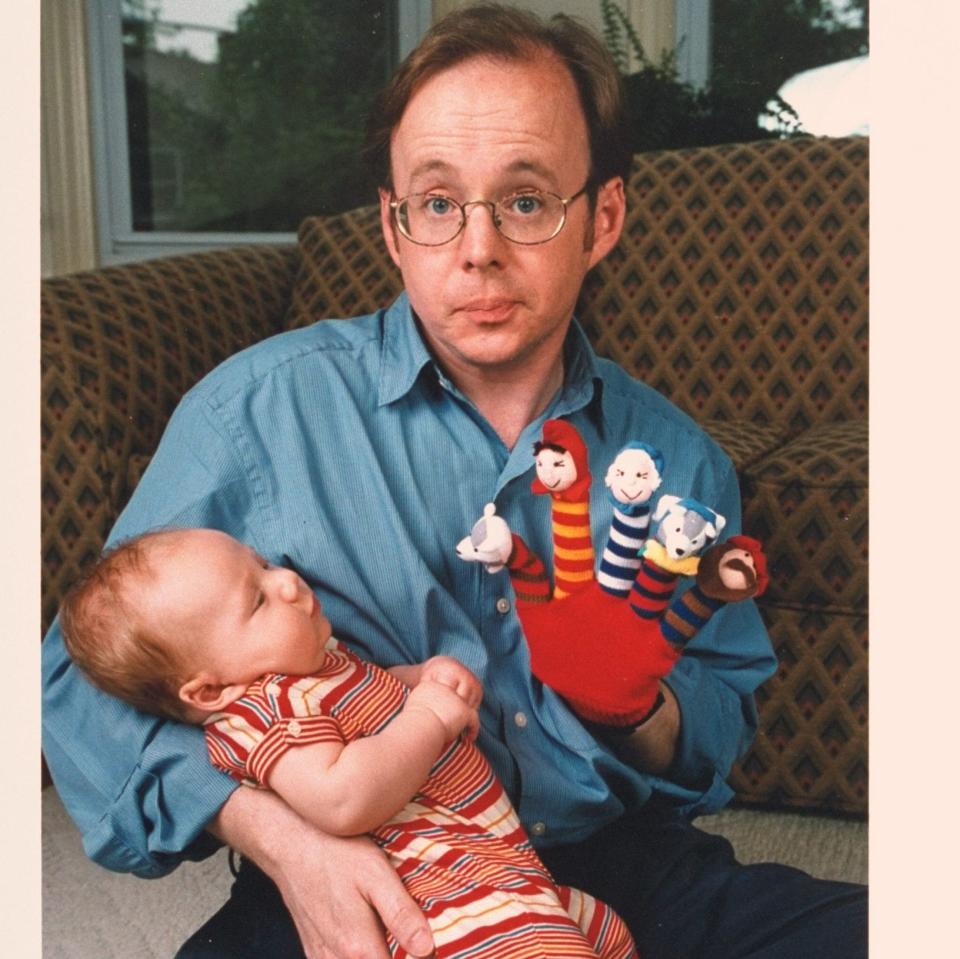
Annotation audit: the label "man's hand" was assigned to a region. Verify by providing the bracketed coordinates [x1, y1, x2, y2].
[209, 787, 436, 959]
[607, 682, 681, 774]
[405, 677, 480, 742]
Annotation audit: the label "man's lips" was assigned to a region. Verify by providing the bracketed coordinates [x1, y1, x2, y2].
[454, 299, 519, 324]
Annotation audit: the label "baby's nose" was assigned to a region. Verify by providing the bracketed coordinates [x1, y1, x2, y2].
[276, 570, 302, 602]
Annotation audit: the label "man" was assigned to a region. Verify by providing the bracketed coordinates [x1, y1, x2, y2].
[41, 5, 866, 958]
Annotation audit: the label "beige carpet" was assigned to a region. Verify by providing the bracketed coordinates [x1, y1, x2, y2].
[42, 787, 866, 958]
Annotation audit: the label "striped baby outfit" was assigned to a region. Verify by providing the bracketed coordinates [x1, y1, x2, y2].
[205, 645, 637, 959]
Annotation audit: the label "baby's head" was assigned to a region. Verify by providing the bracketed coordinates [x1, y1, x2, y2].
[61, 528, 333, 722]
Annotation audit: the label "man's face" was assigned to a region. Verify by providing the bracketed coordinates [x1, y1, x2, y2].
[143, 530, 333, 691]
[379, 54, 625, 380]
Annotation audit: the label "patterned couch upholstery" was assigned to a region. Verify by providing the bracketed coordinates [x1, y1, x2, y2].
[42, 136, 867, 816]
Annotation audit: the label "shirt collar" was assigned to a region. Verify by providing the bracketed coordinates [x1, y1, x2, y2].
[378, 293, 434, 407]
[377, 292, 604, 419]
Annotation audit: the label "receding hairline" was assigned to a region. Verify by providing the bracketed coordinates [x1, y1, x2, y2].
[388, 47, 590, 177]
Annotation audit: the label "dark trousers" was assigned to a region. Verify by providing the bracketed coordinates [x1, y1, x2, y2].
[176, 808, 867, 959]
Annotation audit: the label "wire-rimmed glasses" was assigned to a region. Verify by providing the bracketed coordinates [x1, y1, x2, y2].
[390, 182, 591, 246]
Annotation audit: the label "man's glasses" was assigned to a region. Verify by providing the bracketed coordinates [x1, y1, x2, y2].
[390, 182, 592, 247]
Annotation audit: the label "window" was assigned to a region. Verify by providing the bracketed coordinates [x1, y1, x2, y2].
[88, 0, 431, 263]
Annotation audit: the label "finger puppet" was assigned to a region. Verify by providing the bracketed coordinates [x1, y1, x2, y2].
[530, 419, 595, 598]
[457, 421, 768, 730]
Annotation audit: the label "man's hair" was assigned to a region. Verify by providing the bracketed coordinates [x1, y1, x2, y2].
[363, 2, 631, 192]
[59, 530, 192, 722]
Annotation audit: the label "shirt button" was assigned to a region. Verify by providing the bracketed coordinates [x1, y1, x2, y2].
[287, 720, 302, 737]
[530, 821, 546, 837]
[266, 682, 281, 696]
[514, 711, 528, 728]
[496, 597, 511, 614]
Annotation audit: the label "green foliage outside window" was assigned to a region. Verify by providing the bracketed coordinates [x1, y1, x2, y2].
[600, 0, 868, 152]
[124, 0, 393, 232]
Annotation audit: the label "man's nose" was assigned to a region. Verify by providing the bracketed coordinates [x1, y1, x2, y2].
[457, 201, 506, 267]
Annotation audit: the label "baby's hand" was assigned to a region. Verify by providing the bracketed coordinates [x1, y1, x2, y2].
[405, 679, 480, 743]
[419, 656, 483, 710]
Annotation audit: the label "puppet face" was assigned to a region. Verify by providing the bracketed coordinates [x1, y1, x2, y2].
[716, 547, 757, 592]
[455, 503, 512, 572]
[604, 448, 661, 505]
[535, 446, 578, 493]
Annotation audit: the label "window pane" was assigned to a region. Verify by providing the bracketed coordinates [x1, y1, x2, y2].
[711, 0, 868, 136]
[121, 0, 395, 232]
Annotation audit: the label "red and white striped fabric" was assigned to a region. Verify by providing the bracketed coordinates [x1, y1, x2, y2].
[205, 645, 637, 959]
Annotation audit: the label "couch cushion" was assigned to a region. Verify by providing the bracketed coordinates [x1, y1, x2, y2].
[41, 245, 299, 635]
[730, 419, 866, 814]
[285, 207, 403, 328]
[728, 603, 867, 814]
[579, 137, 868, 431]
[743, 420, 867, 613]
[701, 418, 786, 472]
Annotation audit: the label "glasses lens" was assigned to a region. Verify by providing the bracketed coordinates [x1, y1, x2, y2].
[496, 191, 565, 243]
[396, 194, 464, 245]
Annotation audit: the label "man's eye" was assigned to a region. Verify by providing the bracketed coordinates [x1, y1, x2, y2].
[424, 195, 456, 216]
[505, 192, 543, 216]
[637, 472, 647, 479]
[554, 459, 565, 468]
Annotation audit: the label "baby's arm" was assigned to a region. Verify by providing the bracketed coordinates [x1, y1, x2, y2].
[266, 676, 478, 836]
[387, 655, 483, 709]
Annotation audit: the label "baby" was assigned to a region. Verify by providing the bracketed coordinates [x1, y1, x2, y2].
[60, 527, 637, 959]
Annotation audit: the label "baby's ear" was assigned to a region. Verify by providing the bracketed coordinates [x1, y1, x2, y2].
[178, 674, 248, 714]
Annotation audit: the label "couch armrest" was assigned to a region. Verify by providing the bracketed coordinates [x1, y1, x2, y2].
[41, 244, 299, 635]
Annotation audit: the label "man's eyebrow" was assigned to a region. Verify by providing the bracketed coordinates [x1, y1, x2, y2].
[502, 159, 558, 185]
[405, 158, 561, 191]
[407, 159, 459, 186]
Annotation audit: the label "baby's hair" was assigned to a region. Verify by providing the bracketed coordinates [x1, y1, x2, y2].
[60, 529, 193, 722]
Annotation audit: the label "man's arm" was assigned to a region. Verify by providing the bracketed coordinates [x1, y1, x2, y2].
[209, 787, 436, 959]
[610, 682, 680, 773]
[610, 460, 776, 803]
[41, 392, 254, 875]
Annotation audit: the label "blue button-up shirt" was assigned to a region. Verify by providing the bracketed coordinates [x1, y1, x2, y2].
[42, 293, 775, 878]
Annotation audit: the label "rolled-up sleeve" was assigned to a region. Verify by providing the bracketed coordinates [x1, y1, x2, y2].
[41, 390, 254, 876]
[42, 633, 235, 876]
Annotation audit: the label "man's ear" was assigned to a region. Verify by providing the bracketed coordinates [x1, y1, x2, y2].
[379, 187, 402, 269]
[587, 176, 626, 269]
[179, 674, 248, 715]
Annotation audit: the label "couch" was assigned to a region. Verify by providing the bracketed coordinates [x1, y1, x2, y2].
[41, 136, 867, 913]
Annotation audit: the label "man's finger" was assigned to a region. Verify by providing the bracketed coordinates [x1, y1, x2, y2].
[368, 871, 435, 958]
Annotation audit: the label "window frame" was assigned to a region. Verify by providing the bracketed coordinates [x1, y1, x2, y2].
[86, 0, 431, 265]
